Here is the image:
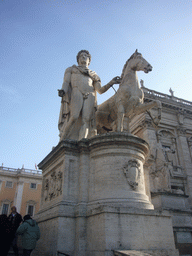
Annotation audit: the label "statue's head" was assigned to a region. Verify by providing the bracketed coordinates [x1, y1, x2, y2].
[76, 50, 91, 66]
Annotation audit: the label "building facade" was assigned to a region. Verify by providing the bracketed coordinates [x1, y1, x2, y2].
[130, 87, 192, 255]
[0, 166, 42, 217]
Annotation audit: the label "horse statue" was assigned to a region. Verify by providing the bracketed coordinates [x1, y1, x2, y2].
[96, 50, 162, 133]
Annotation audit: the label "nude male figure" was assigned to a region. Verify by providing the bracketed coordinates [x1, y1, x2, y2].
[58, 50, 121, 141]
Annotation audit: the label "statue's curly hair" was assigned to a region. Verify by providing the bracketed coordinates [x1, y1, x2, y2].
[76, 50, 91, 65]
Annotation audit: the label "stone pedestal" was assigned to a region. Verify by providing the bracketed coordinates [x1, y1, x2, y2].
[34, 133, 178, 256]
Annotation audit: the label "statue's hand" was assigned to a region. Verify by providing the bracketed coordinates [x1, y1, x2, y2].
[110, 76, 121, 85]
[58, 89, 65, 97]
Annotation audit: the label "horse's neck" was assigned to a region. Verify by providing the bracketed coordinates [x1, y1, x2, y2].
[122, 68, 139, 88]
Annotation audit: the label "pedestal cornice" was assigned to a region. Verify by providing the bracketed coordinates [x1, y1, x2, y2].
[88, 132, 149, 156]
[39, 133, 149, 170]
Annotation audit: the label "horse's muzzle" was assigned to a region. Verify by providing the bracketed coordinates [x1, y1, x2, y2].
[144, 64, 152, 73]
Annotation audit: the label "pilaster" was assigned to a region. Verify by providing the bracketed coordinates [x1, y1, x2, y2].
[176, 126, 192, 205]
[15, 181, 24, 213]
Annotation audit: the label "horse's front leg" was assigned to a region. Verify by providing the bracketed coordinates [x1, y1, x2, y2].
[123, 116, 130, 133]
[117, 103, 125, 132]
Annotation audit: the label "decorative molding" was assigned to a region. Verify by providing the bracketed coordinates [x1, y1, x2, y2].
[26, 200, 37, 205]
[177, 126, 187, 136]
[177, 108, 186, 125]
[157, 129, 175, 138]
[1, 199, 12, 205]
[157, 130, 176, 147]
[123, 159, 141, 190]
[171, 137, 176, 144]
[17, 181, 24, 186]
[139, 119, 153, 130]
[187, 136, 192, 146]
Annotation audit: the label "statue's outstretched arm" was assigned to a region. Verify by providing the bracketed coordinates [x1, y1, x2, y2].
[95, 76, 121, 94]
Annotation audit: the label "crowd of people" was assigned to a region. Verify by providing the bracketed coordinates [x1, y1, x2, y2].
[0, 206, 40, 256]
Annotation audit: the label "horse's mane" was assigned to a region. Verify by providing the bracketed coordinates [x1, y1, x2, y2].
[121, 51, 142, 78]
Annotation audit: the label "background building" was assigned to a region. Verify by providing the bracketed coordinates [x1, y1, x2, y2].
[0, 166, 42, 217]
[130, 86, 192, 255]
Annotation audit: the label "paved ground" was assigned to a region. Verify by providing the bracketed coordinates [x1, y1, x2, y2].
[7, 249, 23, 256]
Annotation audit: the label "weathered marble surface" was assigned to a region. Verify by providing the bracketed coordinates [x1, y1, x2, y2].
[58, 50, 120, 141]
[86, 206, 178, 256]
[96, 50, 161, 134]
[34, 133, 178, 256]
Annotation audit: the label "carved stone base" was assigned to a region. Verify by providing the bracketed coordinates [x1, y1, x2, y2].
[34, 133, 178, 256]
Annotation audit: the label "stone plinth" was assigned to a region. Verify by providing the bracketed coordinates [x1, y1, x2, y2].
[86, 206, 178, 256]
[88, 133, 153, 210]
[34, 133, 178, 256]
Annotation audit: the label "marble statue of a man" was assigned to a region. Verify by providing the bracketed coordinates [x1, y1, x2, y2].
[58, 50, 120, 141]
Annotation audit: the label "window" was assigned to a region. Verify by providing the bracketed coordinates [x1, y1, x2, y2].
[30, 183, 37, 189]
[5, 181, 13, 188]
[2, 203, 9, 215]
[26, 200, 36, 216]
[27, 205, 34, 216]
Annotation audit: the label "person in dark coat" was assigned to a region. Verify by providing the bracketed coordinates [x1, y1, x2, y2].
[8, 206, 22, 256]
[16, 215, 40, 256]
[0, 214, 14, 256]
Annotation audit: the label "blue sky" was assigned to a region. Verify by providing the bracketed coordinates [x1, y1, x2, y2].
[1, 0, 192, 169]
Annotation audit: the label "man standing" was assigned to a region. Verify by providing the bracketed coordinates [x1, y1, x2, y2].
[58, 50, 121, 141]
[8, 206, 22, 256]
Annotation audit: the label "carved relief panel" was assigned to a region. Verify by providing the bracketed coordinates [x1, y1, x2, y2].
[43, 169, 63, 202]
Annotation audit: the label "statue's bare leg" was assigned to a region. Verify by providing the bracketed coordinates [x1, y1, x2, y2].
[60, 89, 83, 140]
[117, 103, 125, 132]
[79, 93, 95, 140]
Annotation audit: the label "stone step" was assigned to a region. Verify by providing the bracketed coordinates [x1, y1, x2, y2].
[113, 250, 178, 256]
[114, 251, 154, 256]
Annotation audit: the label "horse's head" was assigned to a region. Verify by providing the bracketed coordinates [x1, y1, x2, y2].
[121, 50, 152, 77]
[132, 49, 152, 73]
